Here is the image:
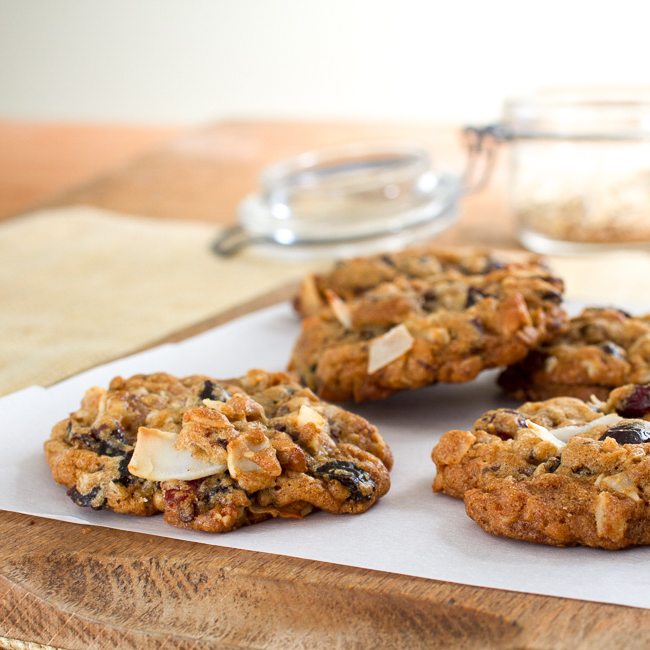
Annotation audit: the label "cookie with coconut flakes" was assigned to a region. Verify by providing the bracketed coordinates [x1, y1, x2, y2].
[45, 370, 392, 533]
[432, 387, 650, 549]
[288, 260, 567, 402]
[499, 307, 650, 402]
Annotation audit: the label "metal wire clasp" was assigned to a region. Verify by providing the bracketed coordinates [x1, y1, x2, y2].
[462, 124, 512, 194]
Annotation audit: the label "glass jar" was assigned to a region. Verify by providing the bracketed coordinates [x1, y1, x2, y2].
[471, 87, 650, 254]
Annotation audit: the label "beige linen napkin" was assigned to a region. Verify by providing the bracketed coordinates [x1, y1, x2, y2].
[0, 206, 319, 396]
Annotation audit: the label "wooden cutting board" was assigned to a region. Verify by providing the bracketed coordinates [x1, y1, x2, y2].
[2, 287, 650, 650]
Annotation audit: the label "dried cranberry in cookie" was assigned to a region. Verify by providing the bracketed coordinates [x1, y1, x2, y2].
[598, 421, 650, 445]
[605, 384, 650, 419]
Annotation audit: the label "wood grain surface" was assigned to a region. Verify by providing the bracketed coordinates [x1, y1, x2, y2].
[3, 121, 649, 649]
[3, 509, 650, 650]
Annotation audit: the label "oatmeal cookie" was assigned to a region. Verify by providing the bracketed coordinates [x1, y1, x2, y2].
[293, 246, 532, 317]
[45, 370, 392, 533]
[432, 386, 650, 548]
[289, 259, 566, 402]
[499, 307, 650, 402]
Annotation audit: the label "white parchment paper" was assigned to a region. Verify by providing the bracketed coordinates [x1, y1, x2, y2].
[2, 303, 649, 610]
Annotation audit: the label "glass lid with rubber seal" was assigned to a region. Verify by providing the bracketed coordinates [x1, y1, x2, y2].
[213, 142, 462, 260]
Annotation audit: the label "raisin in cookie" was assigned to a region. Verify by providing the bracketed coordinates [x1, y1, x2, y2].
[432, 386, 650, 549]
[289, 259, 566, 402]
[499, 307, 650, 402]
[45, 370, 392, 533]
[294, 245, 532, 317]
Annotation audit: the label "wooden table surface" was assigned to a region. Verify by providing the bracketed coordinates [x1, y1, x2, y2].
[1, 120, 649, 650]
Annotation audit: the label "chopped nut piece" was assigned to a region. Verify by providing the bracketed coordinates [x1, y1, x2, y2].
[594, 492, 628, 543]
[175, 406, 236, 464]
[226, 429, 281, 492]
[595, 472, 641, 502]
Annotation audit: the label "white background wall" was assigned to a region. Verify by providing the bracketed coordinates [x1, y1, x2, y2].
[1, 0, 649, 126]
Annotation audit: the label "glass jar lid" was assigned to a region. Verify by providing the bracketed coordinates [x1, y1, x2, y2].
[213, 142, 462, 259]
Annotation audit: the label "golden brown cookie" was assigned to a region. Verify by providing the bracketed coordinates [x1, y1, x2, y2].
[432, 387, 650, 549]
[498, 307, 650, 402]
[45, 370, 392, 533]
[289, 257, 566, 402]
